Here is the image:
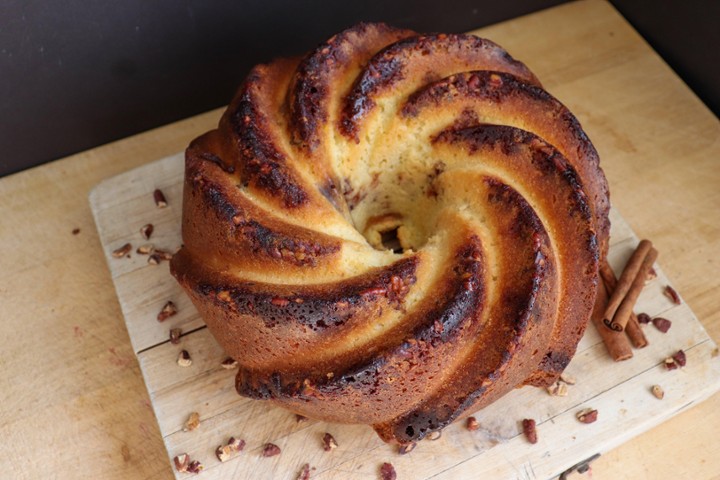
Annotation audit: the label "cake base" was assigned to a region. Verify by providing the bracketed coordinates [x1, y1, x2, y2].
[90, 151, 720, 479]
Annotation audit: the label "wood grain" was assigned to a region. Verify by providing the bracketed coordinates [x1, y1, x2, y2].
[1, 0, 719, 478]
[90, 153, 720, 479]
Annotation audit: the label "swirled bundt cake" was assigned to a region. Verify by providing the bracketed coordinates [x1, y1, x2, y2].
[170, 22, 610, 444]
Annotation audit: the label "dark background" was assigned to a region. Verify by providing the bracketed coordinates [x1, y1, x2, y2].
[1, 0, 718, 178]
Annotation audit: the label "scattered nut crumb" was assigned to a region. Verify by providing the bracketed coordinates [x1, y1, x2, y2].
[154, 249, 173, 261]
[646, 267, 657, 282]
[140, 223, 154, 240]
[136, 243, 154, 255]
[177, 350, 192, 367]
[157, 301, 177, 322]
[651, 385, 665, 399]
[546, 381, 569, 397]
[295, 414, 308, 423]
[183, 412, 200, 432]
[398, 442, 416, 455]
[559, 373, 576, 385]
[652, 317, 672, 333]
[170, 328, 182, 344]
[72, 228, 80, 235]
[664, 357, 678, 370]
[148, 253, 161, 265]
[262, 443, 281, 457]
[380, 462, 397, 480]
[296, 463, 314, 480]
[466, 417, 480, 431]
[672, 349, 687, 367]
[228, 437, 246, 452]
[221, 357, 238, 369]
[271, 297, 290, 307]
[215, 438, 245, 463]
[187, 460, 203, 474]
[426, 430, 442, 441]
[216, 444, 233, 463]
[576, 408, 598, 424]
[522, 419, 537, 444]
[322, 432, 338, 451]
[663, 285, 681, 305]
[154, 189, 168, 208]
[637, 312, 651, 324]
[173, 453, 189, 472]
[112, 243, 132, 258]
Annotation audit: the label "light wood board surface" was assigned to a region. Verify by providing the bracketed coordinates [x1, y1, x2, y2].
[90, 152, 720, 479]
[1, 0, 719, 478]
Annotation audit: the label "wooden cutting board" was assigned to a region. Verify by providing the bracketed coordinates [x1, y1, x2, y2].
[90, 151, 720, 479]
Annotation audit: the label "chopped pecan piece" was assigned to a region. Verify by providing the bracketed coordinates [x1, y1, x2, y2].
[169, 328, 182, 344]
[672, 349, 687, 367]
[157, 301, 177, 322]
[136, 243, 154, 255]
[262, 443, 281, 457]
[663, 285, 681, 305]
[380, 462, 397, 480]
[652, 317, 672, 333]
[322, 432, 338, 451]
[183, 412, 200, 432]
[153, 188, 168, 208]
[559, 373, 576, 385]
[426, 430, 442, 441]
[651, 385, 665, 399]
[398, 442, 416, 455]
[297, 463, 313, 480]
[227, 437, 246, 452]
[466, 417, 480, 431]
[221, 357, 238, 369]
[154, 249, 173, 261]
[177, 350, 192, 367]
[637, 312, 651, 324]
[112, 243, 132, 258]
[576, 408, 598, 424]
[140, 223, 154, 240]
[546, 381, 568, 397]
[522, 419, 537, 444]
[173, 453, 189, 472]
[187, 460, 203, 474]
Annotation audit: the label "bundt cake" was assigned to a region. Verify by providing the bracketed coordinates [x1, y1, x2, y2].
[170, 22, 610, 444]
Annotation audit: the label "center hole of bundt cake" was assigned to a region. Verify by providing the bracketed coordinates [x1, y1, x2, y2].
[380, 227, 403, 253]
[345, 161, 445, 253]
[345, 158, 448, 253]
[361, 213, 408, 253]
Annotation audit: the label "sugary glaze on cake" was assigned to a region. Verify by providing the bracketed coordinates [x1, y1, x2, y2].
[170, 23, 610, 444]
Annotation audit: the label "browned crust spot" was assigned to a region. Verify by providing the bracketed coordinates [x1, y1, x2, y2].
[402, 70, 609, 248]
[198, 256, 418, 331]
[288, 22, 415, 151]
[433, 124, 595, 227]
[188, 167, 339, 266]
[340, 34, 536, 140]
[226, 69, 308, 208]
[235, 238, 486, 403]
[382, 178, 555, 443]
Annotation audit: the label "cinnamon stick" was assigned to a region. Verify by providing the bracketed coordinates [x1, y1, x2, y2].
[607, 247, 658, 332]
[592, 278, 633, 361]
[624, 315, 649, 348]
[599, 261, 648, 349]
[602, 240, 654, 332]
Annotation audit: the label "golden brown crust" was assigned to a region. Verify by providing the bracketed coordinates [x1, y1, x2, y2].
[170, 23, 609, 445]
